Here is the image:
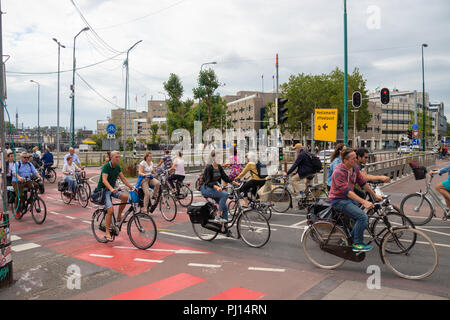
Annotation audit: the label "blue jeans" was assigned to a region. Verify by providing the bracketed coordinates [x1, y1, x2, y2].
[332, 199, 368, 245]
[105, 190, 123, 209]
[200, 185, 229, 220]
[64, 176, 77, 193]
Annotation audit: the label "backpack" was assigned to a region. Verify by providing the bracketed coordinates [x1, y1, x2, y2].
[307, 152, 323, 173]
[255, 161, 268, 179]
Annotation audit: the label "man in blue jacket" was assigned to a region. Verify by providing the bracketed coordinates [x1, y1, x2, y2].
[283, 143, 315, 195]
[41, 147, 54, 178]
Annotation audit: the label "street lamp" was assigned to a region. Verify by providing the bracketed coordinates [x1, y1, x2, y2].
[30, 80, 40, 150]
[198, 61, 217, 121]
[422, 43, 428, 152]
[53, 38, 65, 162]
[123, 40, 143, 157]
[70, 27, 90, 148]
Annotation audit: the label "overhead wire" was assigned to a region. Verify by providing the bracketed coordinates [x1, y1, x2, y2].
[76, 71, 121, 108]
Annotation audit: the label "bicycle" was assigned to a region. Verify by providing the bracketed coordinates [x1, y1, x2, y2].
[91, 190, 157, 250]
[226, 182, 273, 221]
[189, 184, 271, 248]
[59, 171, 90, 208]
[38, 165, 57, 184]
[160, 169, 193, 208]
[302, 197, 438, 280]
[78, 169, 91, 199]
[269, 175, 328, 213]
[10, 177, 47, 224]
[400, 166, 450, 225]
[138, 171, 178, 222]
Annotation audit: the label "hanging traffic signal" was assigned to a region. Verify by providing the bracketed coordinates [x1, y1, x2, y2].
[277, 98, 288, 125]
[380, 88, 390, 105]
[352, 91, 362, 108]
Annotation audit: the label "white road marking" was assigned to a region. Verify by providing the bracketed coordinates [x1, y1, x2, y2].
[159, 231, 201, 241]
[417, 227, 450, 237]
[82, 220, 91, 224]
[11, 235, 21, 241]
[134, 258, 164, 263]
[188, 263, 221, 268]
[290, 219, 308, 227]
[11, 243, 41, 252]
[89, 254, 113, 258]
[248, 267, 286, 272]
[50, 211, 60, 215]
[65, 216, 76, 220]
[112, 246, 209, 254]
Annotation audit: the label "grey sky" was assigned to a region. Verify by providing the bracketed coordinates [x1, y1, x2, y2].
[3, 0, 450, 131]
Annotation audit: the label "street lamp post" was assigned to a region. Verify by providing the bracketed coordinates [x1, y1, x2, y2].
[30, 80, 40, 150]
[123, 40, 143, 157]
[53, 38, 65, 162]
[70, 27, 89, 148]
[198, 61, 217, 122]
[422, 43, 428, 152]
[343, 0, 349, 146]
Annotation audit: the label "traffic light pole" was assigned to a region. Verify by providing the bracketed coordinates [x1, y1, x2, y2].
[343, 0, 349, 146]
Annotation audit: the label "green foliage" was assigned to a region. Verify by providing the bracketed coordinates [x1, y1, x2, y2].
[90, 133, 106, 151]
[447, 123, 450, 137]
[410, 112, 432, 137]
[280, 67, 371, 137]
[150, 123, 159, 144]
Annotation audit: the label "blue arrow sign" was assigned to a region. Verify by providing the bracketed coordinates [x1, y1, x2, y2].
[106, 123, 117, 135]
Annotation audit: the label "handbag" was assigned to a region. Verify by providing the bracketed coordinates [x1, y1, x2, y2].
[90, 188, 106, 205]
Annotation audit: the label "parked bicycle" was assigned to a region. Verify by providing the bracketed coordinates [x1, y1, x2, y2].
[58, 171, 90, 208]
[10, 177, 47, 224]
[400, 165, 450, 225]
[189, 184, 271, 248]
[91, 189, 157, 250]
[269, 175, 328, 213]
[302, 196, 438, 280]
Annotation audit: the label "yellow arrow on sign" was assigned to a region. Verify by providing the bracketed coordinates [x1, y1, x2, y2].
[314, 109, 338, 142]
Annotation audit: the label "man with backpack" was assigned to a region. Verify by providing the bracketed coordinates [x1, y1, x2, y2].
[283, 143, 319, 195]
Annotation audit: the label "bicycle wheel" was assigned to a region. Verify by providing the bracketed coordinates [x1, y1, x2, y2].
[159, 193, 177, 222]
[370, 211, 416, 250]
[400, 193, 434, 226]
[91, 209, 109, 243]
[382, 227, 438, 280]
[82, 181, 91, 199]
[302, 221, 349, 270]
[256, 203, 272, 221]
[77, 186, 89, 208]
[127, 213, 157, 250]
[61, 189, 72, 204]
[269, 186, 291, 213]
[177, 184, 193, 207]
[47, 168, 57, 183]
[192, 222, 219, 241]
[31, 196, 47, 224]
[237, 209, 271, 248]
[227, 200, 238, 219]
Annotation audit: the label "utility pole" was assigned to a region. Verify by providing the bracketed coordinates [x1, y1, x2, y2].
[343, 0, 349, 146]
[53, 38, 65, 165]
[275, 54, 279, 125]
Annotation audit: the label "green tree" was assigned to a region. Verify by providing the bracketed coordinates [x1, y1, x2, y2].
[192, 68, 227, 130]
[90, 133, 106, 151]
[280, 67, 371, 138]
[150, 123, 159, 144]
[447, 123, 450, 137]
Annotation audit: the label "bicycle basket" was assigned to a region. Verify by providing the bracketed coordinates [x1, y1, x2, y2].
[412, 166, 427, 180]
[129, 191, 140, 204]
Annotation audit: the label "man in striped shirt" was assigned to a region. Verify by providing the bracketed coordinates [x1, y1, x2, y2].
[329, 149, 382, 252]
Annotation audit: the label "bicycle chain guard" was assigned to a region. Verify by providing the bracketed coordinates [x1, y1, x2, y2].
[320, 243, 366, 262]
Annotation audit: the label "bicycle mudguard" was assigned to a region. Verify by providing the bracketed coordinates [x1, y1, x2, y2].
[320, 243, 366, 262]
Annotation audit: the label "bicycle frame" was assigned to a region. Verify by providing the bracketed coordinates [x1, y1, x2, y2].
[417, 175, 448, 217]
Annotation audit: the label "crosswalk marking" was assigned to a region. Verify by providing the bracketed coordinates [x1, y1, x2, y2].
[11, 243, 41, 252]
[11, 235, 21, 241]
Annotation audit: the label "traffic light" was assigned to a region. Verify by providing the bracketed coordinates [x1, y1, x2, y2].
[279, 147, 284, 160]
[407, 130, 412, 139]
[352, 91, 362, 108]
[380, 88, 390, 105]
[277, 98, 288, 125]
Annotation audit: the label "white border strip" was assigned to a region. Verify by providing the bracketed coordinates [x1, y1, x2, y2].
[248, 267, 286, 272]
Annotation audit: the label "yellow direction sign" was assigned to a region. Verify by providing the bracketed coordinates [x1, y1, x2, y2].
[314, 109, 338, 142]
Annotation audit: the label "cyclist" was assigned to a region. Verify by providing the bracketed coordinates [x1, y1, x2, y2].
[283, 143, 315, 197]
[62, 155, 80, 196]
[326, 143, 347, 191]
[200, 149, 232, 223]
[329, 149, 382, 252]
[41, 147, 54, 179]
[155, 149, 173, 172]
[64, 147, 82, 167]
[11, 152, 43, 212]
[6, 152, 15, 186]
[103, 151, 111, 165]
[222, 146, 242, 181]
[138, 151, 161, 213]
[234, 151, 266, 208]
[429, 164, 450, 210]
[168, 151, 185, 197]
[95, 151, 134, 242]
[31, 146, 43, 169]
[355, 148, 390, 183]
